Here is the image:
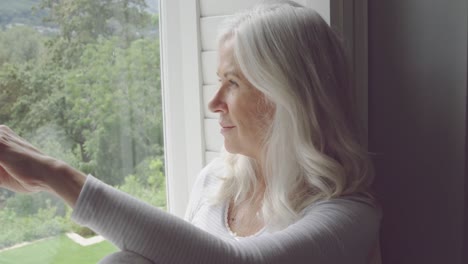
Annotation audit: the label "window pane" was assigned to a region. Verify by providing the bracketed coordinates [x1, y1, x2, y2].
[0, 0, 164, 262]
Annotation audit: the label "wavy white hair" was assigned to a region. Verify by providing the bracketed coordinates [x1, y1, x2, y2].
[214, 0, 374, 231]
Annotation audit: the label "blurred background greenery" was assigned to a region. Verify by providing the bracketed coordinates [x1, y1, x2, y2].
[0, 0, 165, 257]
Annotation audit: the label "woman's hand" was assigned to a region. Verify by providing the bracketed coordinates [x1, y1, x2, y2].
[0, 125, 53, 193]
[0, 125, 86, 207]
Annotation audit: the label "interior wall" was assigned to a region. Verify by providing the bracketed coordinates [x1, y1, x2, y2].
[368, 1, 467, 263]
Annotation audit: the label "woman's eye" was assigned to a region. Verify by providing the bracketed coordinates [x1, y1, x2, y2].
[229, 80, 238, 86]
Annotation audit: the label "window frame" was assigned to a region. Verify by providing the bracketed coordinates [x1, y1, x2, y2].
[160, 0, 205, 218]
[330, 0, 369, 142]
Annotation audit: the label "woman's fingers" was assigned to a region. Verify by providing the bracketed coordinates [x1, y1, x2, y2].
[0, 125, 48, 193]
[0, 125, 43, 167]
[0, 125, 43, 157]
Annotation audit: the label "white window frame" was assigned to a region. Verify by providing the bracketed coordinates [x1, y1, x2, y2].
[160, 0, 205, 218]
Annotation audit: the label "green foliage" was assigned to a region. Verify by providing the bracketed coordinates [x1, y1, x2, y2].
[5, 192, 68, 217]
[0, 0, 166, 249]
[0, 8, 162, 186]
[40, 0, 150, 41]
[40, 0, 153, 68]
[57, 36, 163, 184]
[0, 206, 70, 249]
[117, 157, 167, 209]
[0, 26, 46, 66]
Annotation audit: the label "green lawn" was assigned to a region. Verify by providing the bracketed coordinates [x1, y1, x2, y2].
[0, 235, 118, 264]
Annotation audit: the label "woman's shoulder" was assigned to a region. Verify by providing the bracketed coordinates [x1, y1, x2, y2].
[297, 195, 382, 241]
[322, 194, 380, 208]
[280, 195, 381, 263]
[300, 194, 383, 227]
[198, 157, 226, 182]
[185, 158, 226, 221]
[191, 157, 226, 195]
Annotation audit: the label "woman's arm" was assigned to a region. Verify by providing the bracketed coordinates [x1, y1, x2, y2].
[0, 125, 381, 263]
[72, 175, 381, 264]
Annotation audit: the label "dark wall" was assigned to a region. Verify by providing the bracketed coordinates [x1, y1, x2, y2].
[368, 1, 467, 264]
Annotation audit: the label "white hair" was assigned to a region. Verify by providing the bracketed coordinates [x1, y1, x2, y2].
[214, 0, 374, 231]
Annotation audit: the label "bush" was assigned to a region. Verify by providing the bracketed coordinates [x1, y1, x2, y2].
[0, 207, 69, 249]
[5, 192, 67, 217]
[117, 157, 167, 210]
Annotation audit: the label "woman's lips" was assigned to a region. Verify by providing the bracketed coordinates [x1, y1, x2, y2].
[221, 126, 235, 133]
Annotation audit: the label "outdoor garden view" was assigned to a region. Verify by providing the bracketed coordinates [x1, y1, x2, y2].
[0, 0, 165, 263]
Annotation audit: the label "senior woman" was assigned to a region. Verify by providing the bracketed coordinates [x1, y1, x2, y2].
[0, 1, 381, 263]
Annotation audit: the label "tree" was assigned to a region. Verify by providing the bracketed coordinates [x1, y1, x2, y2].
[61, 36, 162, 184]
[0, 26, 47, 127]
[118, 156, 166, 209]
[0, 26, 45, 66]
[39, 0, 151, 68]
[0, 0, 165, 248]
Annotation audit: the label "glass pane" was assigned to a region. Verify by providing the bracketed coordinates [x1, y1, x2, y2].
[0, 0, 164, 263]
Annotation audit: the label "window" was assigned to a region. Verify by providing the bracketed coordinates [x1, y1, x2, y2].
[0, 0, 165, 262]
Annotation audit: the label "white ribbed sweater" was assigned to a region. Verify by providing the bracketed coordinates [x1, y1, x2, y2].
[72, 158, 382, 263]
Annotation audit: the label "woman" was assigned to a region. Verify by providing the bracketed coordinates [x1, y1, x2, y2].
[0, 1, 381, 263]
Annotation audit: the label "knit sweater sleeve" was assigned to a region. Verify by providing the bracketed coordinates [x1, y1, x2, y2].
[71, 175, 381, 264]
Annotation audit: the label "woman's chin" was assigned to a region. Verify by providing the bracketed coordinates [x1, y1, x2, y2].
[223, 141, 241, 155]
[223, 145, 237, 154]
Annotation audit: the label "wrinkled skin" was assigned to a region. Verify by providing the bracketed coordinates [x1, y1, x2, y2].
[0, 125, 52, 193]
[0, 125, 86, 206]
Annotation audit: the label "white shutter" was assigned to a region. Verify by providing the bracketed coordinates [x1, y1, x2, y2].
[200, 0, 259, 17]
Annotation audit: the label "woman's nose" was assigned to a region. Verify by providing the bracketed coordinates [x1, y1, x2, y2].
[208, 88, 227, 114]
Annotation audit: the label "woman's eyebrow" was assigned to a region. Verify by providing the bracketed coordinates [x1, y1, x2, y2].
[216, 71, 240, 78]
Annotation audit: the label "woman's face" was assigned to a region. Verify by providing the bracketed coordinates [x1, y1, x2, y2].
[208, 38, 274, 160]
